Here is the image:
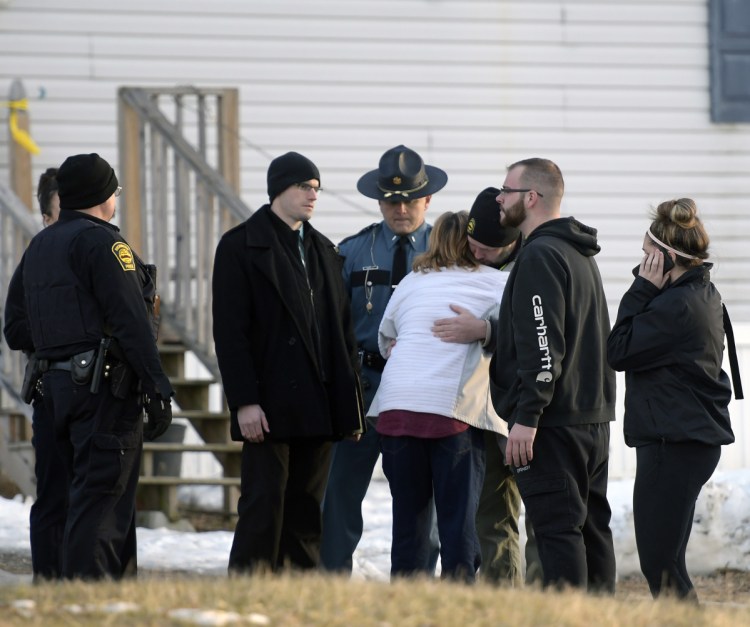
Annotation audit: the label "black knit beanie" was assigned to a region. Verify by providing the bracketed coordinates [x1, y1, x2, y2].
[57, 153, 119, 211]
[467, 187, 520, 247]
[267, 152, 320, 203]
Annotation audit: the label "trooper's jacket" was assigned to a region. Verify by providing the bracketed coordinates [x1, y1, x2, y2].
[338, 220, 431, 408]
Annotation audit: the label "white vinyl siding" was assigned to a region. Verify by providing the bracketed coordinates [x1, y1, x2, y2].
[3, 0, 748, 316]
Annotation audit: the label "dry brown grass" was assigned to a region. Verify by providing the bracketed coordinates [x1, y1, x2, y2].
[0, 573, 748, 626]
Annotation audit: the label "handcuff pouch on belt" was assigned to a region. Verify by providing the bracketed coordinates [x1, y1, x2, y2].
[70, 349, 97, 386]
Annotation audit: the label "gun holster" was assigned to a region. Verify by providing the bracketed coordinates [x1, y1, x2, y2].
[21, 354, 43, 404]
[109, 360, 135, 399]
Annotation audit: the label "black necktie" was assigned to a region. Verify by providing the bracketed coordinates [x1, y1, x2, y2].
[391, 236, 409, 288]
[297, 230, 306, 269]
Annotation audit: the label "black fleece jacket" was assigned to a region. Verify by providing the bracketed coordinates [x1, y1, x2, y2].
[490, 217, 616, 429]
[607, 264, 734, 447]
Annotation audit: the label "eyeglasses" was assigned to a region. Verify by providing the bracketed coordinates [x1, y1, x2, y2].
[296, 183, 323, 194]
[498, 186, 543, 198]
[114, 186, 123, 197]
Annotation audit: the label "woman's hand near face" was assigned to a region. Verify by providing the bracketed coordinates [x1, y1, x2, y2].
[639, 250, 670, 289]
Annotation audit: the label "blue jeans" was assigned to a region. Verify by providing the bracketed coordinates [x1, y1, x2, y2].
[320, 422, 440, 573]
[381, 427, 485, 582]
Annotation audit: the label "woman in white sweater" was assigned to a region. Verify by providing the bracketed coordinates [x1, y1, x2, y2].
[369, 210, 508, 582]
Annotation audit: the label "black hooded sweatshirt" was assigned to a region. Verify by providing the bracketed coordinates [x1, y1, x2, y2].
[490, 217, 616, 429]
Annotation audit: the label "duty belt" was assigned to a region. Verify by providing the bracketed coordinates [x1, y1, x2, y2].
[359, 349, 387, 372]
[43, 359, 73, 372]
[40, 353, 95, 373]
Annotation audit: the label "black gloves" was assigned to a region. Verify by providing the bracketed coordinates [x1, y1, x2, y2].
[144, 394, 173, 441]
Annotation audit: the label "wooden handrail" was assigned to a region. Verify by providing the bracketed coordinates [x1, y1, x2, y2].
[0, 184, 39, 498]
[117, 86, 249, 379]
[0, 183, 40, 402]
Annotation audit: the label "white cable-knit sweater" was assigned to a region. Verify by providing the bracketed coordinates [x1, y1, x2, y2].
[367, 265, 509, 433]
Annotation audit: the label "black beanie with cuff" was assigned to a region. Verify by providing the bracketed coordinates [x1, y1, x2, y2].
[57, 153, 119, 211]
[467, 187, 520, 247]
[267, 152, 320, 203]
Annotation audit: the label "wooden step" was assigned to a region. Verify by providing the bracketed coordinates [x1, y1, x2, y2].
[141, 441, 241, 478]
[169, 376, 213, 385]
[170, 377, 217, 388]
[172, 411, 232, 447]
[7, 440, 33, 452]
[169, 378, 215, 411]
[157, 343, 189, 355]
[172, 409, 229, 421]
[143, 442, 241, 454]
[139, 476, 240, 487]
[137, 475, 241, 520]
[158, 343, 189, 378]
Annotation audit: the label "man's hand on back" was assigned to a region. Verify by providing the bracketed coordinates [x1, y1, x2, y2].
[432, 304, 486, 344]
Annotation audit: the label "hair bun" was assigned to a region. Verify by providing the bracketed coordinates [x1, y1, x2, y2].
[671, 198, 697, 228]
[656, 198, 697, 229]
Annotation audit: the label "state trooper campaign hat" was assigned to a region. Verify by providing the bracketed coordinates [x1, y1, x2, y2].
[357, 145, 448, 201]
[57, 153, 119, 211]
[467, 187, 521, 248]
[267, 151, 320, 203]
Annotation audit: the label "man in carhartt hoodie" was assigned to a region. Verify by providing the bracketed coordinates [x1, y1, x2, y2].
[489, 158, 617, 593]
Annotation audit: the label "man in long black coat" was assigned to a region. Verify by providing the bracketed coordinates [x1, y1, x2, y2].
[212, 151, 365, 573]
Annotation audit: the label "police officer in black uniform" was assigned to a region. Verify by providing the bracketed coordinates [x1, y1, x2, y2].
[321, 145, 447, 573]
[4, 168, 68, 581]
[5, 153, 174, 580]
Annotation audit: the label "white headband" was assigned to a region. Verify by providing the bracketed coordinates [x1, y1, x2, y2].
[646, 228, 698, 260]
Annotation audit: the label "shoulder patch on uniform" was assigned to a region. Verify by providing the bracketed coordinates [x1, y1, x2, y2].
[112, 242, 136, 271]
[338, 222, 380, 246]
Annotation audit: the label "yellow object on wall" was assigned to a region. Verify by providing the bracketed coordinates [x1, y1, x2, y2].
[4, 97, 41, 155]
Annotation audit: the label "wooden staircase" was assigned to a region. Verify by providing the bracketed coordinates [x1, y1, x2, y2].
[138, 340, 241, 521]
[1, 86, 250, 523]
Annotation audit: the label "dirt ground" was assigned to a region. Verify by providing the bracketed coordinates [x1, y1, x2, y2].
[616, 570, 750, 603]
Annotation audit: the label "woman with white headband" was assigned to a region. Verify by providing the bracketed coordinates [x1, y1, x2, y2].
[606, 198, 737, 602]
